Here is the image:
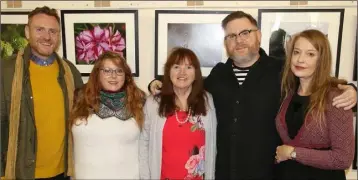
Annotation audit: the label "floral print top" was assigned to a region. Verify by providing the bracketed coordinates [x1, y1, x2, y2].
[161, 111, 206, 180]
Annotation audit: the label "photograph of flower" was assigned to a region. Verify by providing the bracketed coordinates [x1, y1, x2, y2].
[74, 23, 126, 64]
[1, 12, 29, 60]
[61, 10, 138, 76]
[155, 10, 233, 78]
[258, 9, 344, 77]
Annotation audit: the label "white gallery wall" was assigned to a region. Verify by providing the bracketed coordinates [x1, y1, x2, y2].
[1, 1, 357, 179]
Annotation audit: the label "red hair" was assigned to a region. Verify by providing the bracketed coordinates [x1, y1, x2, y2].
[282, 29, 346, 129]
[69, 51, 146, 129]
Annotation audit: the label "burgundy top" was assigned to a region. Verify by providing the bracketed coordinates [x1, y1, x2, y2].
[276, 90, 355, 170]
[161, 111, 206, 180]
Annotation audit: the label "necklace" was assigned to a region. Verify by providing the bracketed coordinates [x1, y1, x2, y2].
[175, 107, 192, 124]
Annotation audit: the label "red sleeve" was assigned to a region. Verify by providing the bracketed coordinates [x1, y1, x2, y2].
[295, 104, 355, 170]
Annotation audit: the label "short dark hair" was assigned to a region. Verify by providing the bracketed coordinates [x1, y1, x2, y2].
[221, 11, 258, 29]
[28, 6, 60, 25]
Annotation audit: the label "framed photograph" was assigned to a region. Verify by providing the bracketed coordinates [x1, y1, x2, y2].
[155, 10, 233, 78]
[258, 9, 344, 77]
[1, 12, 29, 60]
[61, 10, 139, 76]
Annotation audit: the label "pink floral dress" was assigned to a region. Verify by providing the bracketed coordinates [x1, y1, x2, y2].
[161, 111, 205, 180]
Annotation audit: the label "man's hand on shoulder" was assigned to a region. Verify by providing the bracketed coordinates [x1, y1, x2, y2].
[149, 80, 162, 95]
[332, 84, 357, 110]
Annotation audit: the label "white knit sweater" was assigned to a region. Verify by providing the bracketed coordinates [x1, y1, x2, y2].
[72, 114, 140, 179]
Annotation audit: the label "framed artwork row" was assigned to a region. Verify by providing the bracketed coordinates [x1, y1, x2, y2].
[1, 9, 354, 80]
[0, 10, 139, 77]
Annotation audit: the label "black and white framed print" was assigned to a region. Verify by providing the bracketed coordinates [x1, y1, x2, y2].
[258, 9, 344, 77]
[154, 10, 233, 78]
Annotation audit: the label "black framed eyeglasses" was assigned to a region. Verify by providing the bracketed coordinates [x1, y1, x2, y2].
[225, 29, 258, 41]
[100, 68, 125, 76]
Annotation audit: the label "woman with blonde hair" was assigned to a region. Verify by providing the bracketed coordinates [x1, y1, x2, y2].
[274, 29, 355, 180]
[69, 51, 146, 179]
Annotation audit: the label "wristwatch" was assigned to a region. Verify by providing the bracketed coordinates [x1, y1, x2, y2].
[290, 149, 296, 160]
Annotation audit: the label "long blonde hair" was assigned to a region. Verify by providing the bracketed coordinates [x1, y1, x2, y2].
[281, 29, 346, 128]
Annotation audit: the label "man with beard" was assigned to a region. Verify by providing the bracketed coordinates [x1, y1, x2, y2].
[1, 6, 83, 180]
[149, 11, 357, 180]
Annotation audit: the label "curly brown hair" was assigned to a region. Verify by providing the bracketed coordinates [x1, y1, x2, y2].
[69, 51, 146, 129]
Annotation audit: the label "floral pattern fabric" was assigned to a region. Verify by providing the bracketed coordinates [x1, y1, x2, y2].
[161, 111, 205, 180]
[184, 146, 205, 179]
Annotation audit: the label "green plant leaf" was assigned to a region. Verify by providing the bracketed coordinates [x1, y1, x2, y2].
[1, 40, 14, 59]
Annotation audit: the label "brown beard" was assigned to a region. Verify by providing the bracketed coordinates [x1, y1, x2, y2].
[225, 42, 260, 66]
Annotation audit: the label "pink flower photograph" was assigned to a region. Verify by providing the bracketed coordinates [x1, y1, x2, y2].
[61, 10, 141, 76]
[74, 23, 126, 64]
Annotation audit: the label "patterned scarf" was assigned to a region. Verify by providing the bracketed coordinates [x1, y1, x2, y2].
[96, 91, 132, 120]
[100, 90, 126, 111]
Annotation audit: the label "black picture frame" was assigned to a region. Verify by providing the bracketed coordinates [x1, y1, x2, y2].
[258, 9, 345, 77]
[154, 10, 233, 78]
[61, 10, 139, 76]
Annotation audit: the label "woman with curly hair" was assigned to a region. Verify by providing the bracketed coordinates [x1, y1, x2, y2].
[69, 51, 146, 179]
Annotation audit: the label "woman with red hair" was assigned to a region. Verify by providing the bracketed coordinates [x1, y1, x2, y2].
[275, 29, 355, 180]
[69, 51, 146, 179]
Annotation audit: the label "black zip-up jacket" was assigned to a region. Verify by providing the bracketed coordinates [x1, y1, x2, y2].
[205, 49, 283, 180]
